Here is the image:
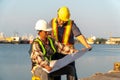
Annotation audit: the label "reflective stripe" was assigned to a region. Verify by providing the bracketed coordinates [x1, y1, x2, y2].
[48, 37, 57, 53]
[52, 18, 58, 41]
[62, 20, 72, 45]
[52, 18, 72, 45]
[34, 37, 56, 61]
[34, 38, 46, 55]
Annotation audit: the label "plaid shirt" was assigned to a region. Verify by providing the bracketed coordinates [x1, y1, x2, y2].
[30, 38, 78, 73]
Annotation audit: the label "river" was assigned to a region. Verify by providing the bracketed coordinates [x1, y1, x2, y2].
[0, 44, 120, 80]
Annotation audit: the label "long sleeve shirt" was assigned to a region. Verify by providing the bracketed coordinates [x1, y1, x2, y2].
[29, 37, 78, 72]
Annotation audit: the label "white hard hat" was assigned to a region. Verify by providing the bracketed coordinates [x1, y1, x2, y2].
[35, 19, 52, 31]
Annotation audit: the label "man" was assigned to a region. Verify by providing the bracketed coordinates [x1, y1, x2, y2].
[50, 6, 92, 80]
[29, 19, 78, 80]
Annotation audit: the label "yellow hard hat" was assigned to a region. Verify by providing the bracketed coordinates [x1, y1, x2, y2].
[57, 6, 70, 21]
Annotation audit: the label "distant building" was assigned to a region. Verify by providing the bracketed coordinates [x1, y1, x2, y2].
[11, 37, 20, 43]
[5, 37, 13, 42]
[87, 36, 96, 44]
[5, 37, 20, 43]
[28, 34, 34, 44]
[106, 37, 120, 44]
[0, 32, 5, 41]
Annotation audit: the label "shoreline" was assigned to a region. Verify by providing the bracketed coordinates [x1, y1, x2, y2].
[80, 62, 120, 80]
[80, 72, 120, 80]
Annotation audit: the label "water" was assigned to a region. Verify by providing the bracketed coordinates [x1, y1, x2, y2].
[75, 44, 120, 78]
[0, 44, 31, 80]
[0, 44, 120, 80]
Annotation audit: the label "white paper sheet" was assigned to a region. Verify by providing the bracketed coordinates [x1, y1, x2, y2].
[43, 48, 89, 73]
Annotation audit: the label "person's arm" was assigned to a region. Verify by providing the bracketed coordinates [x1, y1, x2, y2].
[55, 41, 78, 54]
[76, 35, 92, 50]
[72, 22, 92, 50]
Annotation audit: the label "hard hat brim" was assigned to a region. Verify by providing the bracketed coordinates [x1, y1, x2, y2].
[44, 28, 52, 31]
[60, 18, 69, 21]
[35, 26, 52, 31]
[35, 19, 52, 31]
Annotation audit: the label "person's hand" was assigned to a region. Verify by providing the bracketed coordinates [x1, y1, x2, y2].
[88, 46, 92, 51]
[44, 65, 52, 71]
[73, 49, 79, 53]
[88, 47, 92, 51]
[86, 45, 92, 51]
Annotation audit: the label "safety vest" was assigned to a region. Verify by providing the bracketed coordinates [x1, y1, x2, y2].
[52, 18, 72, 45]
[34, 37, 56, 61]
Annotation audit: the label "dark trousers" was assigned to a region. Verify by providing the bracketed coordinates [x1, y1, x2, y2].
[51, 53, 78, 80]
[51, 62, 77, 80]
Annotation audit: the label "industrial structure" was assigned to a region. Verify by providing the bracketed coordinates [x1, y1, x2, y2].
[106, 37, 120, 44]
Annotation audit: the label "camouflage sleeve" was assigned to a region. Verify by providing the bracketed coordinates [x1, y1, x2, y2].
[55, 41, 79, 54]
[30, 41, 49, 67]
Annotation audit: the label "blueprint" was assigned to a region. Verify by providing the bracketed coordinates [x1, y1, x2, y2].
[43, 48, 89, 73]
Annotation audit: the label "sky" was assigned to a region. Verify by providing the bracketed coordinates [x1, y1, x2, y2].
[0, 0, 120, 38]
